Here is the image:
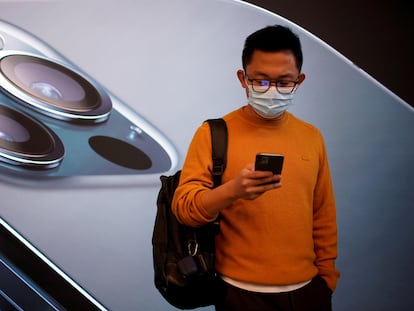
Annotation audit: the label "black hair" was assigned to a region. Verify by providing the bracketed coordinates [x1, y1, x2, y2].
[242, 25, 303, 71]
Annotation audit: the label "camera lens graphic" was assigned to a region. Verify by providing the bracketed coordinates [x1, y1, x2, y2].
[0, 105, 64, 169]
[0, 52, 112, 123]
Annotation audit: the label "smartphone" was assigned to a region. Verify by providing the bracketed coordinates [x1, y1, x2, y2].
[255, 153, 284, 174]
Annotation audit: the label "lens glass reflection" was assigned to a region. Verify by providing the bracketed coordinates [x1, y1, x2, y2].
[0, 105, 54, 155]
[30, 82, 63, 100]
[0, 55, 101, 112]
[0, 114, 30, 142]
[14, 62, 85, 102]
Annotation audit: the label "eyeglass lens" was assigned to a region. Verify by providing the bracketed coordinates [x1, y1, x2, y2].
[251, 80, 296, 94]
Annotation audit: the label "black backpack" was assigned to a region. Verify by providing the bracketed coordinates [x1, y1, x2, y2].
[152, 118, 227, 309]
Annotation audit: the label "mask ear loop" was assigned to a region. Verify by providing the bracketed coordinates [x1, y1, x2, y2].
[290, 82, 300, 94]
[243, 71, 250, 87]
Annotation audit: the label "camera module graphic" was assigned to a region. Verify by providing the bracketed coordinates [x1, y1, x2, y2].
[0, 20, 178, 185]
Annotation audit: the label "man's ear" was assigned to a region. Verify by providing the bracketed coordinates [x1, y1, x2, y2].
[292, 73, 306, 93]
[297, 72, 306, 85]
[237, 69, 247, 88]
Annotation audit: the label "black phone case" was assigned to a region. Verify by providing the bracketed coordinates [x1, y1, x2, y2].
[255, 153, 284, 174]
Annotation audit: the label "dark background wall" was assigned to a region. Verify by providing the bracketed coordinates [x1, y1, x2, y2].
[245, 0, 414, 107]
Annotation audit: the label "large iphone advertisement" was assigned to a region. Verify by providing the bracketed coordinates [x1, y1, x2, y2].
[0, 1, 413, 310]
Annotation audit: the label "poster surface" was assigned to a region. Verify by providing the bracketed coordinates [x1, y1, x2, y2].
[0, 1, 413, 310]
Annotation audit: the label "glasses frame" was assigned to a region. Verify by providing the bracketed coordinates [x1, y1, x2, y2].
[245, 75, 299, 94]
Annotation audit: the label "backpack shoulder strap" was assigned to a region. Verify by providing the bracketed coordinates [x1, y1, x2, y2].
[205, 118, 228, 188]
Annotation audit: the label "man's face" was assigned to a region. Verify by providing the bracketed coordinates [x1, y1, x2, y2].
[237, 49, 305, 96]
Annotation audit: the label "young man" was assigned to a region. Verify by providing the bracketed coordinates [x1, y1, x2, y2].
[172, 25, 339, 311]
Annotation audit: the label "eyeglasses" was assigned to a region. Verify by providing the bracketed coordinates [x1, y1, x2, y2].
[246, 76, 299, 94]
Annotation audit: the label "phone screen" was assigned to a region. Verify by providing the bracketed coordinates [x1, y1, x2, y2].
[255, 153, 284, 174]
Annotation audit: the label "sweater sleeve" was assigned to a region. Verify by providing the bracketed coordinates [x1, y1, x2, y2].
[313, 132, 340, 291]
[172, 122, 219, 227]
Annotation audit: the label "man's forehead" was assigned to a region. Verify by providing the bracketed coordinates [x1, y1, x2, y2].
[246, 51, 299, 76]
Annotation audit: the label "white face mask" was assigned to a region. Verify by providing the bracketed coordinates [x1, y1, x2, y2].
[247, 85, 294, 119]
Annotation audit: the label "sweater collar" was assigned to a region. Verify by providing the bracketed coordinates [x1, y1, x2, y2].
[240, 104, 290, 127]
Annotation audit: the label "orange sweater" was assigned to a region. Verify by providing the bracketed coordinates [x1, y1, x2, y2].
[172, 106, 340, 291]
